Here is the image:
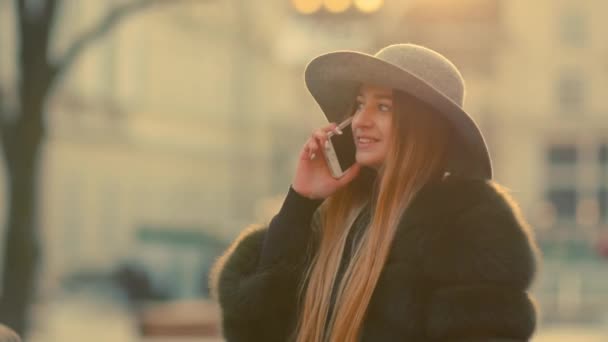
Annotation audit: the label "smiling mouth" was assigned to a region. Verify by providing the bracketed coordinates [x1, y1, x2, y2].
[356, 137, 379, 147]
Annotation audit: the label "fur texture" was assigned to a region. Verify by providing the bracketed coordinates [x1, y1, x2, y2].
[209, 177, 541, 341]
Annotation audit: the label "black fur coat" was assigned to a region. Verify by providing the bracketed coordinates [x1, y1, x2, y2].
[210, 177, 540, 341]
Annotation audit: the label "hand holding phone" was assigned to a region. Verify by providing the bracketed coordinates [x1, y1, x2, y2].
[323, 117, 356, 179]
[292, 121, 360, 200]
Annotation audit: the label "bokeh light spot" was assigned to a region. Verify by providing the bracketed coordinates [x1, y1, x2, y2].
[324, 0, 352, 13]
[292, 0, 323, 14]
[354, 0, 383, 13]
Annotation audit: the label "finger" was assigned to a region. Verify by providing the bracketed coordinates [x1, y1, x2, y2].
[311, 124, 338, 141]
[328, 122, 348, 135]
[312, 128, 329, 140]
[321, 122, 338, 133]
[308, 138, 319, 152]
[307, 124, 337, 159]
[312, 129, 330, 147]
[306, 139, 320, 159]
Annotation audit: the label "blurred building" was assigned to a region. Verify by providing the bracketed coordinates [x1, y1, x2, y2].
[489, 0, 608, 323]
[0, 0, 607, 326]
[393, 0, 608, 324]
[0, 0, 322, 298]
[43, 0, 340, 296]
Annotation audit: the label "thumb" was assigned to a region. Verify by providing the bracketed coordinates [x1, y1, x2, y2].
[336, 163, 361, 186]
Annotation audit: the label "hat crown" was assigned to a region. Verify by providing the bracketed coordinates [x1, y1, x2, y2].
[375, 44, 465, 107]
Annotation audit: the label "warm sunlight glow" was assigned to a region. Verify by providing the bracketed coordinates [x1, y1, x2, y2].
[324, 0, 351, 13]
[354, 0, 383, 13]
[292, 0, 323, 14]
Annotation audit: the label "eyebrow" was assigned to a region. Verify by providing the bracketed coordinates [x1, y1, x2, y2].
[356, 94, 393, 101]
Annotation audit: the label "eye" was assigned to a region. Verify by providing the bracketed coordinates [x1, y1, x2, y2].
[378, 103, 392, 112]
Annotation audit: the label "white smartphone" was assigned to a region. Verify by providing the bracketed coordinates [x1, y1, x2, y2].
[324, 117, 356, 178]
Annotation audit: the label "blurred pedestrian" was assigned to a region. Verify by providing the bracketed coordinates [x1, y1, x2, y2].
[210, 44, 540, 341]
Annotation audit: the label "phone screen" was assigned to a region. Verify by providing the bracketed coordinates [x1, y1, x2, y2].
[329, 122, 356, 172]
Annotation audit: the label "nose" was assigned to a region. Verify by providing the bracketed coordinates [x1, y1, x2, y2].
[352, 104, 374, 130]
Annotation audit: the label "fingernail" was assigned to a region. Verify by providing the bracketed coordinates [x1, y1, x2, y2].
[335, 127, 343, 135]
[311, 153, 316, 160]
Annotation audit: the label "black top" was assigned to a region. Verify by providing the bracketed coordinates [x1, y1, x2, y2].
[258, 167, 379, 271]
[258, 186, 323, 270]
[213, 177, 539, 342]
[258, 186, 372, 336]
[258, 186, 371, 273]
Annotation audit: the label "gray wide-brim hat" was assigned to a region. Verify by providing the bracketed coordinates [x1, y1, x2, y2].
[304, 43, 493, 179]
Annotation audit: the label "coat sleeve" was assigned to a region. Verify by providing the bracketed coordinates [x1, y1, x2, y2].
[421, 181, 540, 342]
[208, 187, 322, 342]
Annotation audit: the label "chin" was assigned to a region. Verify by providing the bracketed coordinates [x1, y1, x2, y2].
[356, 154, 382, 169]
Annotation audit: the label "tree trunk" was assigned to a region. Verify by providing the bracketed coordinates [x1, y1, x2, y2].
[0, 105, 44, 337]
[0, 0, 186, 335]
[0, 147, 41, 337]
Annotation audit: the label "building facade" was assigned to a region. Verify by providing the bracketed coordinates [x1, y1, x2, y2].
[1, 0, 607, 321]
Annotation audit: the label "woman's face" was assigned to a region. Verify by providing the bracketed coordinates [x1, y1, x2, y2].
[351, 84, 394, 169]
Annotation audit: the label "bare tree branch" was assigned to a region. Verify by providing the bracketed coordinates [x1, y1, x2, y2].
[41, 0, 59, 50]
[51, 0, 184, 81]
[15, 0, 28, 61]
[0, 88, 5, 138]
[15, 0, 58, 44]
[0, 89, 15, 167]
[15, 0, 26, 29]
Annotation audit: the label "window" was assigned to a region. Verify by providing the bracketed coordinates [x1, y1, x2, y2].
[546, 143, 608, 224]
[599, 144, 608, 165]
[100, 181, 120, 253]
[549, 144, 578, 164]
[547, 188, 578, 220]
[599, 143, 608, 221]
[599, 188, 608, 222]
[557, 72, 585, 112]
[559, 10, 586, 47]
[546, 144, 578, 222]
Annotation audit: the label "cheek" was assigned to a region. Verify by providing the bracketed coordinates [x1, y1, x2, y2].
[380, 119, 394, 143]
[379, 140, 391, 158]
[377, 115, 394, 135]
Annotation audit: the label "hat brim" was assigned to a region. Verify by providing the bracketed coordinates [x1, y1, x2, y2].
[304, 51, 492, 179]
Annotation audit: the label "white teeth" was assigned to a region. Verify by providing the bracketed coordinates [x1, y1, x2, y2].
[358, 138, 374, 143]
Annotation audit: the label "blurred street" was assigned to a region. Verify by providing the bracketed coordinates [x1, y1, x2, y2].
[1, 0, 608, 340]
[28, 286, 222, 342]
[25, 287, 608, 342]
[535, 324, 608, 342]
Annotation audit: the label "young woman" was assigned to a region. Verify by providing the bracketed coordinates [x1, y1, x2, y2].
[210, 44, 540, 341]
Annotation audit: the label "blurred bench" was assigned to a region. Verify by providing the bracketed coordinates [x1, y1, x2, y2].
[135, 299, 220, 338]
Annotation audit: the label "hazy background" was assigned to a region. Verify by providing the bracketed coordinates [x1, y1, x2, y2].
[0, 0, 607, 341]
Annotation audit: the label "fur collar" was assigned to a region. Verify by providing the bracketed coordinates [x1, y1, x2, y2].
[211, 176, 540, 341]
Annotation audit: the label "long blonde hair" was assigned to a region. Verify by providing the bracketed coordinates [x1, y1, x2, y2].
[294, 90, 451, 342]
